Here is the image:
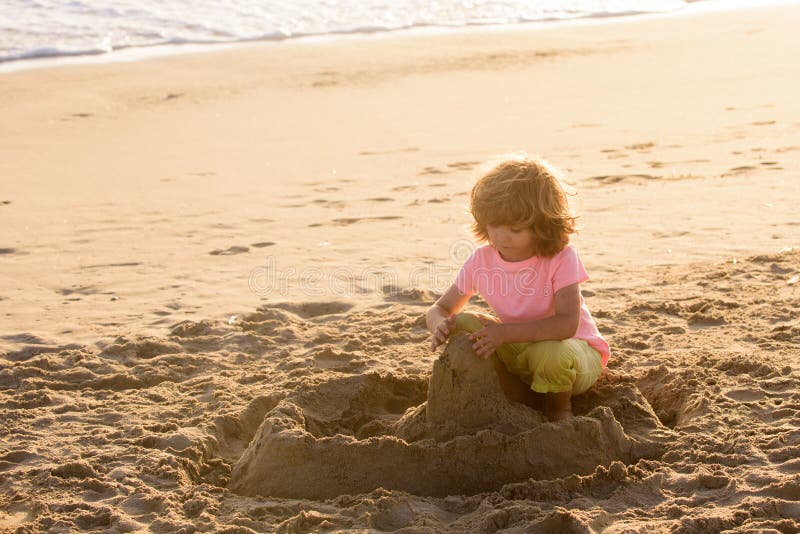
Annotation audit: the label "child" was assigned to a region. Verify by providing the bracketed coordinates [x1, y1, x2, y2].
[425, 154, 610, 422]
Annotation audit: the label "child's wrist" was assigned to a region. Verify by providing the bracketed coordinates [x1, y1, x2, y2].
[499, 324, 510, 344]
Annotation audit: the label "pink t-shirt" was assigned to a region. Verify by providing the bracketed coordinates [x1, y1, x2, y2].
[455, 244, 610, 365]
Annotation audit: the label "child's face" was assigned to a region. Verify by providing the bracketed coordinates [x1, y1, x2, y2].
[486, 224, 536, 261]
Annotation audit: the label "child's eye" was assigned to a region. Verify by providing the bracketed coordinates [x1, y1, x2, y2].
[510, 227, 524, 233]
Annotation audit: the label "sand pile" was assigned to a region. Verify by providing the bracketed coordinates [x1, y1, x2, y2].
[227, 333, 670, 499]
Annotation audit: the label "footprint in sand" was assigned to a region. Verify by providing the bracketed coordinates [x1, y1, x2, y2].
[311, 346, 364, 370]
[446, 161, 480, 170]
[651, 230, 690, 238]
[359, 147, 419, 156]
[311, 74, 339, 87]
[51, 461, 99, 479]
[775, 146, 800, 153]
[60, 112, 92, 121]
[1, 333, 50, 345]
[80, 262, 141, 269]
[599, 148, 629, 159]
[209, 246, 249, 255]
[721, 165, 758, 177]
[250, 241, 275, 248]
[312, 199, 347, 209]
[646, 158, 710, 169]
[759, 161, 784, 170]
[0, 248, 16, 254]
[587, 174, 660, 186]
[57, 285, 99, 296]
[725, 388, 765, 402]
[0, 200, 11, 206]
[314, 216, 402, 227]
[0, 450, 46, 470]
[625, 142, 656, 151]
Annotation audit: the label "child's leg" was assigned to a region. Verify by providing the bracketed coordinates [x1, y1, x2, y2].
[453, 312, 531, 370]
[522, 340, 578, 395]
[519, 339, 601, 395]
[519, 339, 603, 421]
[544, 391, 573, 422]
[452, 313, 602, 419]
[452, 312, 539, 406]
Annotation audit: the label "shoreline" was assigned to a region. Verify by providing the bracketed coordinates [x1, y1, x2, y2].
[1, 0, 793, 75]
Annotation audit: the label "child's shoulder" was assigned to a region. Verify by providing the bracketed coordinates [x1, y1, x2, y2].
[558, 243, 579, 256]
[546, 243, 580, 265]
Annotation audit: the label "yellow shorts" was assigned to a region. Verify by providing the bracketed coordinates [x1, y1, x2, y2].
[454, 311, 603, 395]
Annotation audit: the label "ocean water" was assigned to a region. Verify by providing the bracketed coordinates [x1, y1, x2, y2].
[0, 0, 791, 68]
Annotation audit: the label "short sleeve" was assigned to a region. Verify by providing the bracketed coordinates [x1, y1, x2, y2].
[552, 245, 590, 294]
[454, 250, 478, 297]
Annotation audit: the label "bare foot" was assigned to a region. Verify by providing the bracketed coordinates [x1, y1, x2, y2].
[544, 391, 572, 422]
[545, 408, 573, 422]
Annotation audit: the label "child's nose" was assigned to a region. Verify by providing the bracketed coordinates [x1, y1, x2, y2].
[496, 228, 512, 241]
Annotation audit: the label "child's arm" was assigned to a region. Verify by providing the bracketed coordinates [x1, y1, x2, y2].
[469, 283, 581, 357]
[426, 283, 471, 351]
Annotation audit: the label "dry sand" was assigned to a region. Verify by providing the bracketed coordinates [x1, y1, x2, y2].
[1, 3, 799, 533]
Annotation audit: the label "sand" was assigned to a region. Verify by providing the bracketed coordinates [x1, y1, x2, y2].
[1, 3, 800, 532]
[227, 333, 669, 500]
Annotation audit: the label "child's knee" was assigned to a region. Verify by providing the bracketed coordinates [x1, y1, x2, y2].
[527, 341, 577, 394]
[453, 312, 484, 333]
[539, 348, 575, 384]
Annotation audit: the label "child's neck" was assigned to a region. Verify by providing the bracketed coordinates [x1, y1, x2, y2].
[496, 247, 535, 262]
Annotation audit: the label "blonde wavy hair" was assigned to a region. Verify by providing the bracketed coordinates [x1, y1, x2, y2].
[469, 154, 578, 258]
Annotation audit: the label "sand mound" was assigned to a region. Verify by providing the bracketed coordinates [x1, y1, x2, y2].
[227, 333, 670, 499]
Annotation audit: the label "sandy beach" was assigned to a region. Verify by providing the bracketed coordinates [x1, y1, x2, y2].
[1, 2, 799, 532]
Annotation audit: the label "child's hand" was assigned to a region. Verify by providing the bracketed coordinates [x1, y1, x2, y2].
[468, 316, 506, 359]
[430, 314, 457, 351]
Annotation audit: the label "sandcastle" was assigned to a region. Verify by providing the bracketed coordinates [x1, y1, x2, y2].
[227, 333, 669, 499]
